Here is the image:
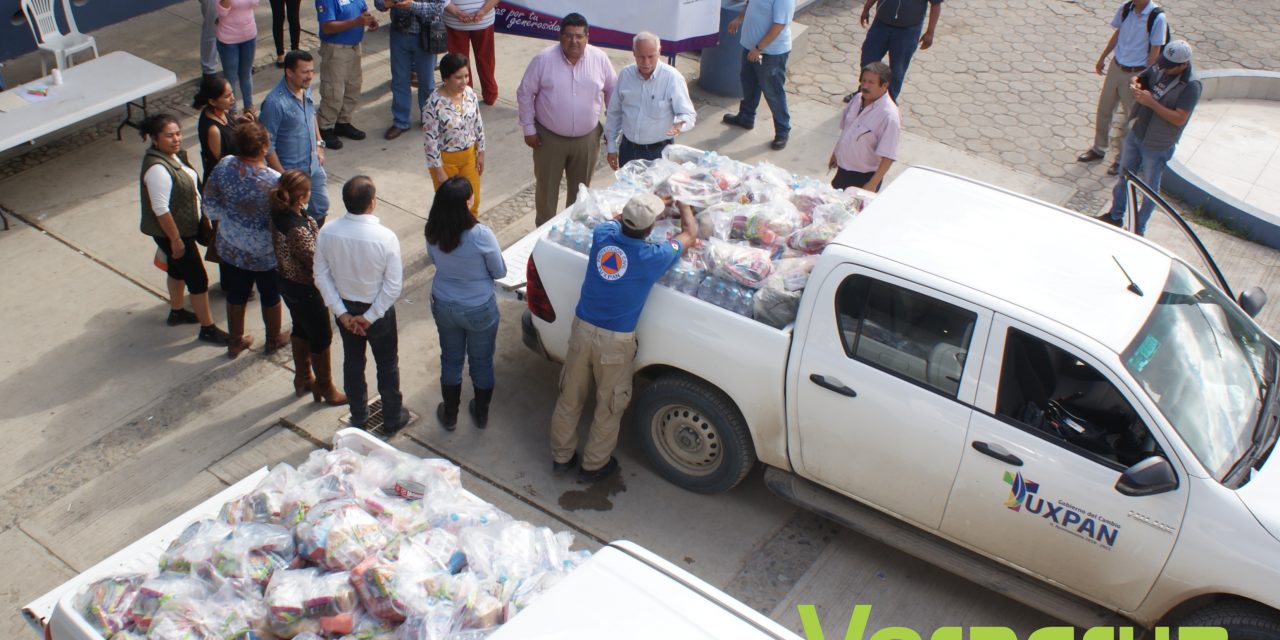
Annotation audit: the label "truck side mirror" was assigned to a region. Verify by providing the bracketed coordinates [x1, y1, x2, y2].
[1115, 456, 1178, 496]
[1239, 287, 1268, 318]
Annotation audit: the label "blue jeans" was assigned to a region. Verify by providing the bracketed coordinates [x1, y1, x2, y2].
[737, 48, 790, 139]
[390, 29, 437, 130]
[860, 21, 923, 101]
[1108, 131, 1175, 235]
[307, 164, 328, 223]
[217, 38, 256, 111]
[432, 294, 499, 389]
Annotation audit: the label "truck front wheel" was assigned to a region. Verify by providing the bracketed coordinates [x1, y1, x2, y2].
[633, 374, 756, 494]
[1178, 602, 1280, 639]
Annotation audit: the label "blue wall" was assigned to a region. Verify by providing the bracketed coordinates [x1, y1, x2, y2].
[2, 0, 184, 61]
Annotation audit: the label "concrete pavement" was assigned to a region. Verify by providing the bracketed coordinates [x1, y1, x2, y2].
[2, 1, 1277, 638]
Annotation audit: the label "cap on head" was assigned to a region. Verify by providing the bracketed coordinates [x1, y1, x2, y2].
[1159, 41, 1193, 68]
[621, 193, 664, 231]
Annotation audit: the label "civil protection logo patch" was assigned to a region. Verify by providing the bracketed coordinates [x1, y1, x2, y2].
[596, 245, 628, 281]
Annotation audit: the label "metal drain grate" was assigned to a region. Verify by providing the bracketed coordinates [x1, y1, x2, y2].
[341, 396, 417, 436]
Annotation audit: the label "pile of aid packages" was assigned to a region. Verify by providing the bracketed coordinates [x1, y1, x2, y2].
[544, 145, 872, 328]
[72, 445, 588, 640]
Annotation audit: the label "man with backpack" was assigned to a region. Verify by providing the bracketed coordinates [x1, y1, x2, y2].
[1077, 0, 1168, 176]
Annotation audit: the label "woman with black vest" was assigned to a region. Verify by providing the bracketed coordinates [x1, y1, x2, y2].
[138, 114, 231, 344]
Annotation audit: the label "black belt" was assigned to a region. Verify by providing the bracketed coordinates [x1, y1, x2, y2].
[1117, 64, 1145, 72]
[623, 137, 673, 151]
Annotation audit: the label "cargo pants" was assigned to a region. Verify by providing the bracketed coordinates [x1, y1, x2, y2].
[549, 317, 638, 472]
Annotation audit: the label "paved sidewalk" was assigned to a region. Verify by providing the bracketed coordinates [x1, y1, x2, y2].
[1, 1, 1279, 637]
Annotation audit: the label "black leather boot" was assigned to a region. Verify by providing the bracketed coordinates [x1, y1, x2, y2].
[469, 387, 494, 429]
[436, 384, 462, 430]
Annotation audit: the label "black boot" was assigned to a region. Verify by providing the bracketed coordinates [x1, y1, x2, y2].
[469, 387, 493, 429]
[436, 384, 462, 430]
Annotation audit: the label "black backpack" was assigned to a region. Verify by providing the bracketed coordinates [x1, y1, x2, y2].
[1120, 1, 1172, 45]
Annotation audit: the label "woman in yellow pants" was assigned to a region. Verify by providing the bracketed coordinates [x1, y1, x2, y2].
[424, 52, 485, 216]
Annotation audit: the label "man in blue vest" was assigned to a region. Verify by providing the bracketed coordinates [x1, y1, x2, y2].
[548, 194, 696, 483]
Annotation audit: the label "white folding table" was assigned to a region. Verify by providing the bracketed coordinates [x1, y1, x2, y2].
[0, 51, 177, 229]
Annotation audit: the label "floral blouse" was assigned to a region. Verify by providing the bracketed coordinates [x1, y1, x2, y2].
[271, 210, 319, 286]
[203, 156, 281, 271]
[422, 86, 485, 168]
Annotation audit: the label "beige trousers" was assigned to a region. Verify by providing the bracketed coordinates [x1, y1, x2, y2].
[1091, 60, 1139, 159]
[549, 318, 638, 471]
[532, 122, 601, 226]
[319, 41, 363, 129]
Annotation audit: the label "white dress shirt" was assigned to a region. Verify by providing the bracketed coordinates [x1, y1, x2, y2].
[604, 62, 697, 153]
[314, 213, 403, 323]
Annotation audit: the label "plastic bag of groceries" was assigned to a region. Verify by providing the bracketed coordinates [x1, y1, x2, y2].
[183, 581, 272, 639]
[423, 489, 510, 534]
[159, 519, 233, 574]
[704, 239, 774, 288]
[266, 567, 359, 637]
[213, 521, 297, 586]
[366, 448, 462, 501]
[295, 499, 389, 571]
[220, 462, 301, 525]
[696, 202, 744, 241]
[615, 158, 683, 191]
[279, 472, 351, 526]
[741, 200, 806, 248]
[655, 170, 728, 208]
[128, 573, 213, 632]
[350, 535, 442, 622]
[753, 257, 819, 328]
[73, 574, 146, 637]
[565, 184, 635, 226]
[458, 521, 578, 585]
[660, 144, 705, 165]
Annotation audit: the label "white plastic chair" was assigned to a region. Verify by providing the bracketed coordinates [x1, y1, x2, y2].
[21, 0, 100, 76]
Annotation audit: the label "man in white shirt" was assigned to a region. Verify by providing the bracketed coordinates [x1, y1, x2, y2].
[605, 32, 697, 170]
[314, 175, 411, 436]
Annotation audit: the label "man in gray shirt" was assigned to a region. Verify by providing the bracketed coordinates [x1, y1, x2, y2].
[1103, 40, 1200, 236]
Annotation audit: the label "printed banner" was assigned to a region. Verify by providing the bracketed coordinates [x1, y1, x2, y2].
[494, 1, 721, 53]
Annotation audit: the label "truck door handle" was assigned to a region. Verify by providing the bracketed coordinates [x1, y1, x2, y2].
[809, 374, 857, 398]
[972, 441, 1023, 466]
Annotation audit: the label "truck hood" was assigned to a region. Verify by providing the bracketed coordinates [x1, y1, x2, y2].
[1237, 449, 1280, 543]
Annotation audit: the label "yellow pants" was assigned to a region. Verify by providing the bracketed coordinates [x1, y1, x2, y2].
[431, 145, 481, 216]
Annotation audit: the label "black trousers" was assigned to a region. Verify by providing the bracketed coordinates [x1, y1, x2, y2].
[337, 300, 401, 425]
[618, 137, 671, 167]
[279, 278, 332, 351]
[832, 167, 877, 191]
[269, 0, 302, 55]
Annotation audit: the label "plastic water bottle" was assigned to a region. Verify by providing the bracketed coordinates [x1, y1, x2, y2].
[740, 289, 755, 317]
[724, 284, 742, 314]
[571, 228, 588, 254]
[711, 281, 729, 309]
[697, 276, 717, 303]
[546, 223, 563, 245]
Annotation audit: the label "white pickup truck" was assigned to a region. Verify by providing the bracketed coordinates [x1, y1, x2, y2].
[516, 167, 1280, 635]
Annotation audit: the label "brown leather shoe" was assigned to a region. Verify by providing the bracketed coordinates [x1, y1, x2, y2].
[1077, 148, 1105, 163]
[384, 126, 408, 140]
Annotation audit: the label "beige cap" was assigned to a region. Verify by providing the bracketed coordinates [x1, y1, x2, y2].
[621, 192, 665, 231]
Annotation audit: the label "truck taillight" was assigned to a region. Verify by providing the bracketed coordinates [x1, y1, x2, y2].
[526, 255, 556, 322]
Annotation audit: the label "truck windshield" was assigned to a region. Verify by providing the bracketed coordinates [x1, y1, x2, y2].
[1122, 261, 1272, 480]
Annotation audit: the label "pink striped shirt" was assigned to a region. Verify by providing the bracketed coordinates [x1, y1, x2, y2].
[216, 0, 261, 45]
[516, 44, 617, 138]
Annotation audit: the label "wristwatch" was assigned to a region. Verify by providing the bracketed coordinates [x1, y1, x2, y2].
[317, 139, 326, 149]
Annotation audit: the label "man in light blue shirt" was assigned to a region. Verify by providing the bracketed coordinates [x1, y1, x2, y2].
[261, 51, 329, 223]
[1078, 0, 1168, 175]
[722, 0, 795, 150]
[604, 32, 698, 170]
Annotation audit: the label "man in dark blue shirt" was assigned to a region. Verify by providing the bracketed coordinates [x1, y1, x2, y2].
[852, 0, 944, 102]
[549, 193, 697, 482]
[316, 0, 378, 149]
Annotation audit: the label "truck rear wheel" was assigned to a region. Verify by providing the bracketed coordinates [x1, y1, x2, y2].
[633, 374, 756, 494]
[1178, 602, 1280, 640]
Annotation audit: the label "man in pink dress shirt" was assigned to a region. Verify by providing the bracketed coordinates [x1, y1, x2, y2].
[516, 13, 618, 225]
[828, 61, 900, 192]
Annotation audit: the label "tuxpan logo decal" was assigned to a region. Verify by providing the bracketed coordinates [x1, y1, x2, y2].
[596, 245, 628, 281]
[1003, 471, 1121, 549]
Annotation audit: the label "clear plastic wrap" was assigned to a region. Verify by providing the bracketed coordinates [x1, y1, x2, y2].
[73, 574, 145, 637]
[350, 535, 441, 622]
[695, 202, 743, 241]
[159, 519, 234, 574]
[127, 573, 212, 632]
[655, 170, 729, 208]
[565, 184, 634, 227]
[220, 463, 301, 525]
[423, 489, 510, 534]
[741, 200, 806, 248]
[214, 521, 298, 586]
[615, 158, 683, 191]
[295, 499, 389, 571]
[281, 472, 353, 526]
[704, 239, 774, 288]
[753, 257, 819, 329]
[659, 144, 705, 165]
[266, 567, 359, 637]
[365, 449, 463, 501]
